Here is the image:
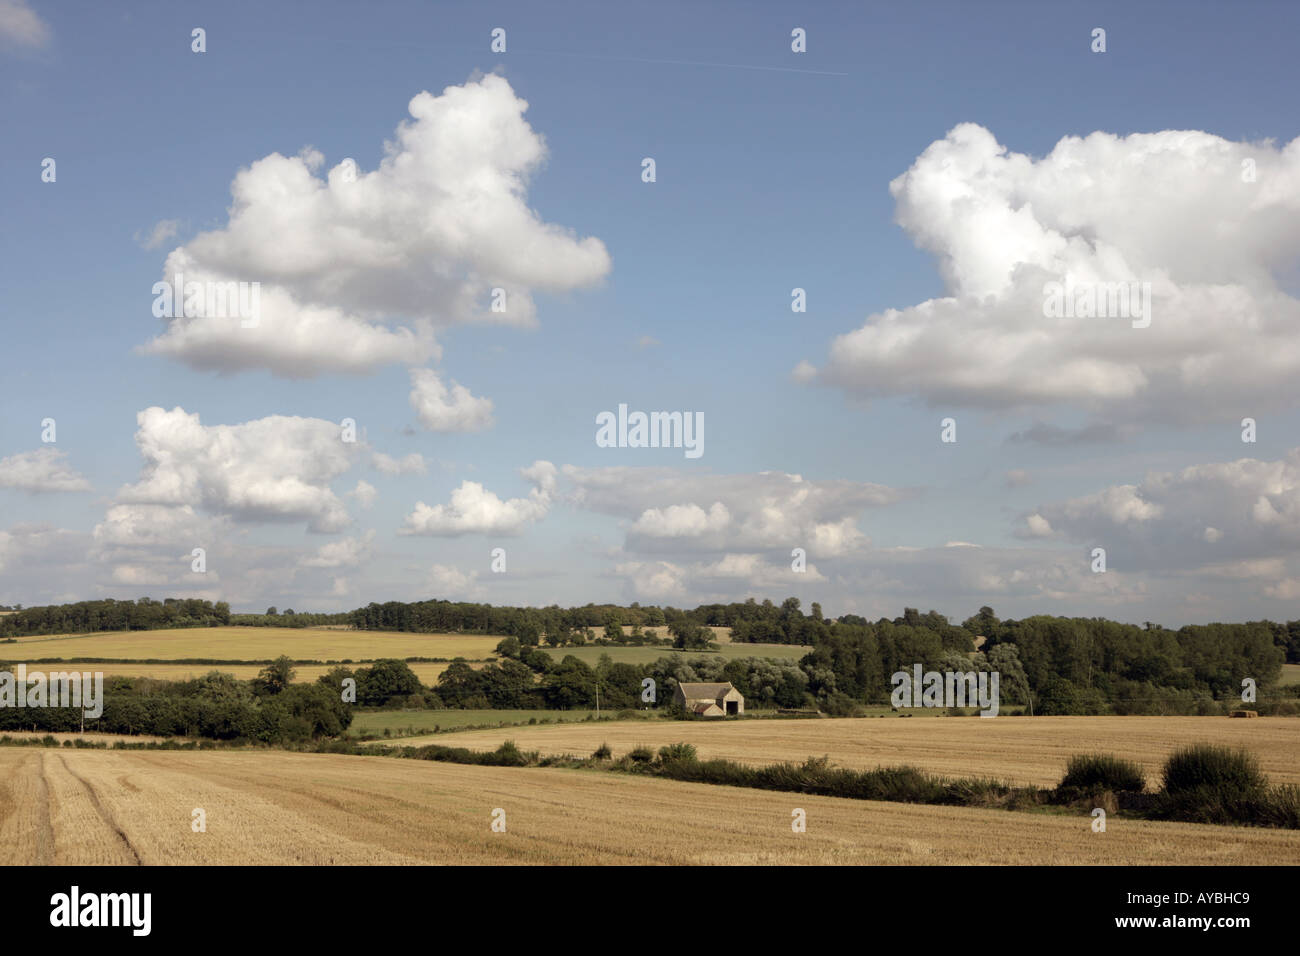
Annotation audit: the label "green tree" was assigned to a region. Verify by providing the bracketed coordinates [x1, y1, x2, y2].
[356, 659, 423, 706]
[255, 655, 295, 695]
[669, 620, 710, 650]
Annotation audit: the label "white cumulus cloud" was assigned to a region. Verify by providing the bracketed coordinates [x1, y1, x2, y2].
[117, 406, 358, 532]
[566, 466, 903, 556]
[0, 448, 91, 492]
[804, 123, 1300, 422]
[631, 502, 730, 537]
[408, 367, 494, 432]
[140, 75, 610, 377]
[400, 460, 556, 536]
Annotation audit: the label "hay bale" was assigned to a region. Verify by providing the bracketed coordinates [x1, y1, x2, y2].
[1229, 710, 1259, 718]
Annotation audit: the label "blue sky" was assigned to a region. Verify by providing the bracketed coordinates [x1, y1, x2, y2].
[2, 0, 1299, 624]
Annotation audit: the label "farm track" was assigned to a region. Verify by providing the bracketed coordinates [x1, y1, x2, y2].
[0, 749, 1297, 865]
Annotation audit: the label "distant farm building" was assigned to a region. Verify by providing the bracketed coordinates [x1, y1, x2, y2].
[674, 681, 744, 717]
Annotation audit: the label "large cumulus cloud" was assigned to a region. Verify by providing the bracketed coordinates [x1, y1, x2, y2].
[802, 124, 1300, 422]
[142, 74, 611, 377]
[117, 406, 359, 532]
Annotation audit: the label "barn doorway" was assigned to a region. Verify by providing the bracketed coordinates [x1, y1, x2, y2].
[726, 700, 738, 716]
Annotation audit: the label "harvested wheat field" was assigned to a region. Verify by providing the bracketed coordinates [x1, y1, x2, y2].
[409, 716, 1300, 789]
[0, 748, 1296, 865]
[6, 627, 499, 662]
[57, 660, 455, 685]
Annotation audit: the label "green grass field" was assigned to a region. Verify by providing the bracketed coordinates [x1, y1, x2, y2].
[1281, 663, 1300, 686]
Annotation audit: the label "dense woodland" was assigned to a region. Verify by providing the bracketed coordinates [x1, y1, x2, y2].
[0, 598, 234, 635]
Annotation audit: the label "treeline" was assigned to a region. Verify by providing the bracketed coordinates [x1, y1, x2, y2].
[0, 598, 231, 637]
[410, 645, 809, 712]
[0, 662, 351, 742]
[694, 597, 833, 644]
[349, 599, 671, 641]
[230, 608, 351, 628]
[802, 606, 1296, 715]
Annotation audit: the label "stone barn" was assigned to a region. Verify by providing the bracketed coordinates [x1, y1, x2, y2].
[673, 681, 744, 717]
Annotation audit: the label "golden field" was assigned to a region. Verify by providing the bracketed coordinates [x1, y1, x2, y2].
[1, 748, 1296, 865]
[57, 661, 457, 685]
[407, 715, 1300, 788]
[6, 627, 500, 662]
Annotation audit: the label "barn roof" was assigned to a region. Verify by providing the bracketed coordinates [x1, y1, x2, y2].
[677, 681, 737, 698]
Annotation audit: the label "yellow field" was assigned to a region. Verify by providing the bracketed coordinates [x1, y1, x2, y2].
[6, 627, 500, 662]
[63, 661, 456, 685]
[411, 715, 1300, 788]
[0, 748, 1295, 865]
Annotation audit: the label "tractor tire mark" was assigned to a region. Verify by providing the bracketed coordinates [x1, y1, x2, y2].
[56, 754, 141, 865]
[32, 753, 55, 866]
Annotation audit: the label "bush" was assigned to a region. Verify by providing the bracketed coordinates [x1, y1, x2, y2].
[493, 740, 529, 766]
[592, 742, 612, 760]
[1153, 744, 1273, 825]
[657, 742, 698, 764]
[1060, 753, 1146, 793]
[820, 692, 863, 717]
[1161, 744, 1266, 797]
[627, 745, 654, 763]
[1261, 784, 1300, 829]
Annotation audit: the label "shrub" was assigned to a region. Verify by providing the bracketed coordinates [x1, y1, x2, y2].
[592, 742, 612, 760]
[627, 745, 654, 763]
[1261, 784, 1300, 829]
[657, 742, 698, 764]
[1060, 753, 1146, 793]
[493, 740, 529, 766]
[1161, 744, 1266, 797]
[820, 692, 863, 717]
[1154, 744, 1272, 825]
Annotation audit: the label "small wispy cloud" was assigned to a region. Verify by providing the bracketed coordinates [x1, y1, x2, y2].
[0, 0, 51, 49]
[135, 219, 181, 251]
